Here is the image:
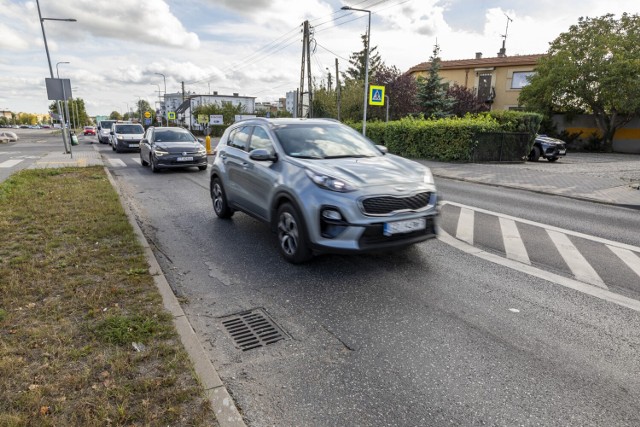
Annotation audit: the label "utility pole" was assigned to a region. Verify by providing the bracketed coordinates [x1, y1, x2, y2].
[335, 58, 341, 121]
[298, 20, 314, 118]
[181, 81, 185, 102]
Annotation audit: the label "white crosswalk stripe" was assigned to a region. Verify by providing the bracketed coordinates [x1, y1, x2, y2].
[0, 159, 24, 168]
[546, 229, 607, 289]
[107, 158, 127, 167]
[607, 246, 640, 278]
[456, 208, 474, 245]
[499, 217, 531, 265]
[131, 158, 141, 165]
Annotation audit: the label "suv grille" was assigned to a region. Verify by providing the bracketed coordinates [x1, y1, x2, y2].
[361, 192, 431, 215]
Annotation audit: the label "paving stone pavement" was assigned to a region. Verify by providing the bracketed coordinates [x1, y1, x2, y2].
[416, 152, 640, 208]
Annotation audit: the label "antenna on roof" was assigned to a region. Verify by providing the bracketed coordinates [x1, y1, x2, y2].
[498, 13, 513, 57]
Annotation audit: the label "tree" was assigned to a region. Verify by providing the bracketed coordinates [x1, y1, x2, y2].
[446, 84, 490, 117]
[519, 13, 640, 150]
[369, 65, 418, 121]
[109, 111, 122, 120]
[415, 44, 454, 119]
[344, 33, 384, 82]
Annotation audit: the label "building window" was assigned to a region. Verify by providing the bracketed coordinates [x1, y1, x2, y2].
[511, 71, 535, 89]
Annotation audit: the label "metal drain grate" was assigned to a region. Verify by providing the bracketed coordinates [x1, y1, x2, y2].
[221, 309, 286, 351]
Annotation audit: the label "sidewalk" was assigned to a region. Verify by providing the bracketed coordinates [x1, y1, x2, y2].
[416, 152, 640, 209]
[28, 142, 103, 169]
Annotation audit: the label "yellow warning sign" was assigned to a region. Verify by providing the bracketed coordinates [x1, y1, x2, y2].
[369, 85, 385, 106]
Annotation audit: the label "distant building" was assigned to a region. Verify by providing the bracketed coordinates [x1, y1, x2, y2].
[407, 53, 544, 111]
[164, 91, 256, 129]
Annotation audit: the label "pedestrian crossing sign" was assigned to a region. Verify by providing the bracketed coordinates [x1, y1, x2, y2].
[369, 85, 385, 106]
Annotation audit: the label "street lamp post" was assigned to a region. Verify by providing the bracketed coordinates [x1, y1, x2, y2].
[55, 61, 70, 140]
[155, 73, 166, 125]
[36, 0, 76, 153]
[341, 5, 371, 136]
[151, 84, 161, 125]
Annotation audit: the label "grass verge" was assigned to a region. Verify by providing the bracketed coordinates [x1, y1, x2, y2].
[0, 167, 217, 426]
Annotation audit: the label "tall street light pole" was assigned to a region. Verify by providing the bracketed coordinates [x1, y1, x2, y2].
[155, 73, 166, 126]
[36, 0, 76, 152]
[151, 84, 161, 125]
[56, 61, 71, 132]
[341, 5, 371, 137]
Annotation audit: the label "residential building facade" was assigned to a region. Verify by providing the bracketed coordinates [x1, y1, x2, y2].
[407, 53, 543, 112]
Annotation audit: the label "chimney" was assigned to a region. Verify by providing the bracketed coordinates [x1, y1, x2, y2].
[213, 91, 218, 95]
[233, 93, 239, 97]
[475, 52, 482, 59]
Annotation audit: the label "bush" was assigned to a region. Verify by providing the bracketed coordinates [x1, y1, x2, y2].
[351, 111, 542, 162]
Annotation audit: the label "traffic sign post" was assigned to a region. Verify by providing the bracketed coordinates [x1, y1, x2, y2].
[369, 85, 385, 106]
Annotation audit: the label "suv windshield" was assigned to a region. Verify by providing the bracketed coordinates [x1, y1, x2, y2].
[116, 125, 144, 134]
[100, 121, 115, 129]
[273, 124, 380, 159]
[154, 130, 195, 142]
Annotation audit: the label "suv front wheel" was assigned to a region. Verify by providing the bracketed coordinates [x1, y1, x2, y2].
[277, 203, 312, 264]
[211, 178, 233, 218]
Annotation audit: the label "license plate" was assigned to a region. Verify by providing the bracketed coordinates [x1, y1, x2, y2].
[383, 218, 426, 236]
[128, 144, 139, 148]
[177, 156, 193, 161]
[558, 149, 566, 155]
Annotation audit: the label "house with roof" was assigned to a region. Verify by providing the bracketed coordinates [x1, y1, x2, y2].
[407, 52, 544, 112]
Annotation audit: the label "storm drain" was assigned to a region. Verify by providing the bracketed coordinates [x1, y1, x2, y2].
[221, 308, 286, 351]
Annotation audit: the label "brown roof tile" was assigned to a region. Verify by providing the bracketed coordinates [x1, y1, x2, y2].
[407, 54, 545, 74]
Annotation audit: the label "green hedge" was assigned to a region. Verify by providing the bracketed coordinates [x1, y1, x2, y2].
[348, 111, 542, 162]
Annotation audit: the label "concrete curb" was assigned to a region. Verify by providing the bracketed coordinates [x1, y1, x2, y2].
[103, 166, 246, 427]
[431, 172, 640, 210]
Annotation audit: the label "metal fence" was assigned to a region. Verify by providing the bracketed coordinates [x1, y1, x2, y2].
[470, 132, 533, 162]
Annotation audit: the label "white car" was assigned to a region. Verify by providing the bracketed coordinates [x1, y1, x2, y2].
[0, 131, 18, 142]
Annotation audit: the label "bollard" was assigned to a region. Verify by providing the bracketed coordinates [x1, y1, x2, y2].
[205, 135, 212, 155]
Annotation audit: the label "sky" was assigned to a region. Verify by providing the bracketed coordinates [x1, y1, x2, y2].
[0, 0, 635, 117]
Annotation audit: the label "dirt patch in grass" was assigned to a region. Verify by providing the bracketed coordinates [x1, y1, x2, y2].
[0, 167, 217, 426]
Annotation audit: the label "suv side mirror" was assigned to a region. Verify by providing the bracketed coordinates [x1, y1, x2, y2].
[110, 131, 114, 135]
[249, 149, 277, 162]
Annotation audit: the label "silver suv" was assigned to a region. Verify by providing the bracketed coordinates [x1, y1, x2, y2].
[210, 118, 438, 263]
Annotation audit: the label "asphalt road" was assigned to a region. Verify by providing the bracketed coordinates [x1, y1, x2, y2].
[2, 132, 640, 426]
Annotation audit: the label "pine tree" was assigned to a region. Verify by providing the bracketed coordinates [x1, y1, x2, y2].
[344, 34, 384, 82]
[415, 44, 454, 118]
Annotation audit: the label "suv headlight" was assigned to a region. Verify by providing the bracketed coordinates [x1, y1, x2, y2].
[153, 148, 169, 156]
[305, 169, 357, 192]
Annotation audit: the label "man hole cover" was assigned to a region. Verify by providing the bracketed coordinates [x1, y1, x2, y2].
[221, 308, 286, 351]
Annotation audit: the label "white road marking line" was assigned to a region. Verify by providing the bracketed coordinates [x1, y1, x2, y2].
[442, 201, 640, 253]
[437, 227, 640, 313]
[499, 217, 531, 265]
[0, 159, 24, 168]
[456, 207, 474, 245]
[546, 229, 607, 289]
[131, 158, 141, 165]
[107, 158, 127, 167]
[607, 246, 640, 278]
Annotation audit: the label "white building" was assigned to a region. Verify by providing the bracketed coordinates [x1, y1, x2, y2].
[164, 92, 256, 130]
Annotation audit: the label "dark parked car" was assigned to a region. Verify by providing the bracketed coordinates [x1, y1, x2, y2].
[529, 134, 567, 162]
[210, 118, 439, 263]
[140, 127, 208, 173]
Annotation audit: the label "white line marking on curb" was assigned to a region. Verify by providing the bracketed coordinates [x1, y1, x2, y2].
[608, 246, 640, 278]
[437, 227, 640, 313]
[499, 217, 531, 265]
[456, 207, 474, 245]
[546, 230, 607, 289]
[0, 159, 24, 168]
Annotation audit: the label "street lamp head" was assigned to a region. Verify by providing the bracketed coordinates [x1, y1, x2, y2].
[42, 18, 77, 22]
[341, 6, 351, 10]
